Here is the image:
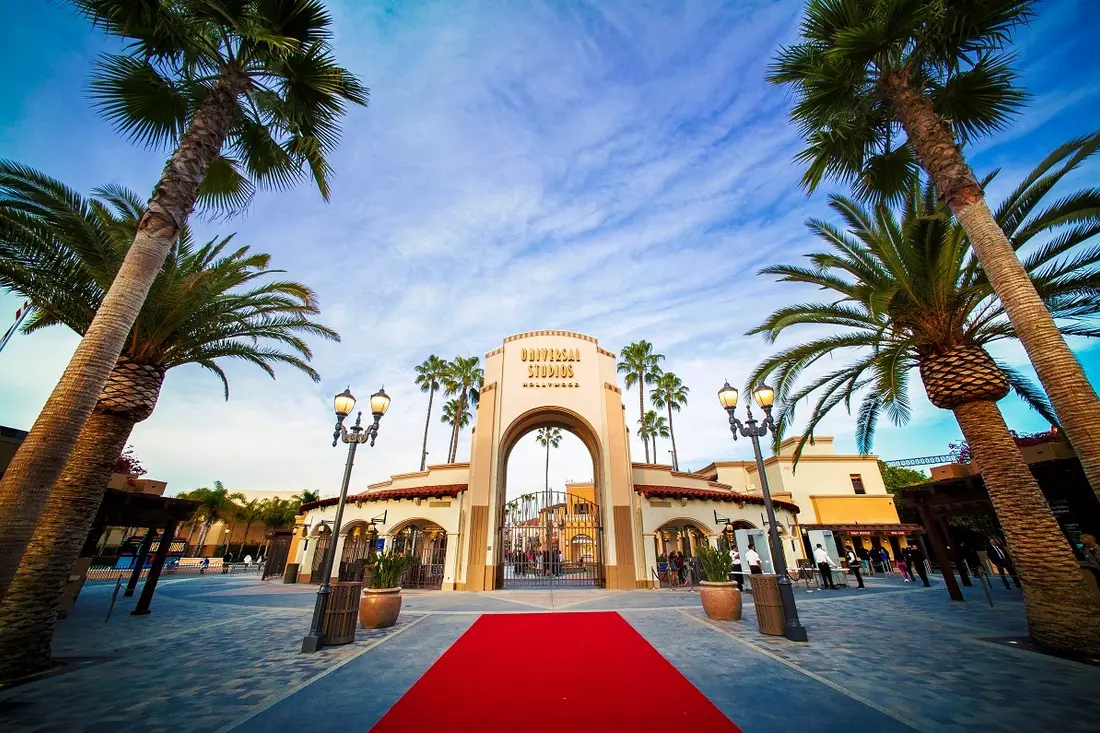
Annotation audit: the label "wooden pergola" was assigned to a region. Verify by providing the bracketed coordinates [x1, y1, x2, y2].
[81, 488, 199, 616]
[898, 457, 1100, 602]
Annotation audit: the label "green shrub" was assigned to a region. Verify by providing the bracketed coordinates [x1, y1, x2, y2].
[696, 543, 734, 583]
[367, 550, 412, 589]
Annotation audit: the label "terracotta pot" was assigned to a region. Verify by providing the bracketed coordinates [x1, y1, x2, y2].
[699, 581, 742, 621]
[359, 587, 403, 629]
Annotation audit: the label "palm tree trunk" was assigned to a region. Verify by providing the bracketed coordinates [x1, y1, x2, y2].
[237, 521, 253, 557]
[667, 405, 678, 470]
[420, 387, 435, 471]
[0, 357, 162, 679]
[638, 373, 649, 462]
[887, 74, 1100, 503]
[952, 399, 1100, 654]
[0, 72, 249, 603]
[197, 520, 213, 555]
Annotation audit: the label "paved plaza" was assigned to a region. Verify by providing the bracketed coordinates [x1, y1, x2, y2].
[1, 573, 1097, 732]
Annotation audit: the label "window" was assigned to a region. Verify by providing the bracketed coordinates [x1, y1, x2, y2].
[850, 474, 866, 494]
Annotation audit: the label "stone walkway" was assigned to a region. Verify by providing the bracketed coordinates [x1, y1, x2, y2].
[0, 573, 1096, 732]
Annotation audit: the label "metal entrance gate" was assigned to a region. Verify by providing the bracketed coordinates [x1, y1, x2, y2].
[501, 490, 603, 588]
[309, 533, 331, 583]
[339, 532, 374, 581]
[261, 530, 292, 580]
[392, 523, 448, 589]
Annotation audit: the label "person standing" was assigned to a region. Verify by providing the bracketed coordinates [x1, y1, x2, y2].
[731, 548, 743, 590]
[845, 545, 865, 589]
[814, 544, 837, 589]
[986, 536, 1020, 589]
[746, 544, 763, 575]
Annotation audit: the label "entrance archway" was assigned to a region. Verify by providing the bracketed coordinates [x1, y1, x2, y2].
[391, 520, 448, 589]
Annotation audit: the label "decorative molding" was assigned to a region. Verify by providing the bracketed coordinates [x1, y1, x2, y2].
[603, 382, 621, 394]
[300, 484, 467, 512]
[485, 346, 504, 358]
[596, 346, 616, 359]
[480, 382, 497, 393]
[503, 330, 598, 344]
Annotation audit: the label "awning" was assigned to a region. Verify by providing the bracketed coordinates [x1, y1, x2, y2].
[801, 523, 924, 535]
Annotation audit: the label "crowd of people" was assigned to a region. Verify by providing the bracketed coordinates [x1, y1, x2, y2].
[508, 548, 567, 576]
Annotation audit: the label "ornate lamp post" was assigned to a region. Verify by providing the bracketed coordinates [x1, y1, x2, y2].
[301, 386, 391, 653]
[717, 381, 808, 643]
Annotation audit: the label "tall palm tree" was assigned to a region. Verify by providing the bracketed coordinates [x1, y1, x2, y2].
[292, 489, 321, 508]
[651, 372, 689, 470]
[768, 0, 1100, 502]
[0, 0, 365, 601]
[535, 427, 563, 507]
[617, 341, 664, 462]
[639, 411, 670, 464]
[234, 499, 265, 556]
[0, 174, 337, 679]
[440, 398, 472, 463]
[442, 356, 483, 463]
[746, 147, 1100, 654]
[414, 355, 449, 471]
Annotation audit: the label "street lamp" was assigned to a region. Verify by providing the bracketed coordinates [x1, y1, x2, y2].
[717, 380, 808, 643]
[302, 386, 391, 653]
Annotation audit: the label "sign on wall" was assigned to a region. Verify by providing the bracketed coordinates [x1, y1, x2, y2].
[520, 346, 581, 388]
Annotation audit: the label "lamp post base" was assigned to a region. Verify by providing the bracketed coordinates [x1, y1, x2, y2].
[301, 632, 325, 653]
[777, 578, 808, 642]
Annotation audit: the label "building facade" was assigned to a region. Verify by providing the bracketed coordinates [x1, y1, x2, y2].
[294, 331, 913, 589]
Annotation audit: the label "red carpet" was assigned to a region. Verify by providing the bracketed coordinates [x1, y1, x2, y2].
[370, 611, 741, 732]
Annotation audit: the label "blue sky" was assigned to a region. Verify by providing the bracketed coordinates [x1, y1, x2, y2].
[1, 0, 1099, 498]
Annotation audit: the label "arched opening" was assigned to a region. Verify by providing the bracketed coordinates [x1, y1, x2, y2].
[391, 520, 448, 589]
[308, 523, 332, 584]
[338, 520, 376, 581]
[653, 519, 711, 563]
[496, 407, 604, 588]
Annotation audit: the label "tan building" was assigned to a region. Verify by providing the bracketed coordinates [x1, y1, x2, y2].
[175, 488, 301, 558]
[295, 330, 909, 589]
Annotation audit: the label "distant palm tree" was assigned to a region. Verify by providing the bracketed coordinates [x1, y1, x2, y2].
[651, 372, 689, 470]
[415, 355, 449, 471]
[0, 173, 336, 680]
[442, 356, 483, 462]
[179, 482, 246, 554]
[535, 427, 563, 506]
[0, 1, 366, 602]
[441, 398, 472, 462]
[639, 411, 670, 464]
[292, 489, 321, 508]
[746, 145, 1100, 655]
[617, 341, 664, 462]
[768, 0, 1100, 503]
[234, 499, 265, 556]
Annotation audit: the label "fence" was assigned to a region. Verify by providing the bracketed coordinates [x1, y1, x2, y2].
[84, 561, 263, 582]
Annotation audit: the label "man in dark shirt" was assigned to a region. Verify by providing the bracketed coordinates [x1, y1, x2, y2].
[986, 536, 1020, 589]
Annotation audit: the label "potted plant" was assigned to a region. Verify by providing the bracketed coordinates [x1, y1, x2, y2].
[359, 550, 412, 629]
[696, 543, 742, 621]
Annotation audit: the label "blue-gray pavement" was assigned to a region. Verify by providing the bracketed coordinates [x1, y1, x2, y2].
[1, 573, 1097, 732]
[232, 614, 476, 733]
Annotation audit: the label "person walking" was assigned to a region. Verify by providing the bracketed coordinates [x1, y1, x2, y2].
[986, 536, 1020, 589]
[905, 546, 930, 587]
[845, 545, 866, 589]
[814, 544, 837, 589]
[200, 556, 209, 575]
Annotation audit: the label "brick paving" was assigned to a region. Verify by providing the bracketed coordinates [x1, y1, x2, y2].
[0, 573, 1095, 732]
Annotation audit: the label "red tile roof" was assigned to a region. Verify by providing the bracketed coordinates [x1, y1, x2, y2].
[300, 484, 466, 512]
[634, 484, 800, 514]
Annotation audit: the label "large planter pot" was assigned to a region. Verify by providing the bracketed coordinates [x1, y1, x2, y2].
[359, 587, 403, 629]
[699, 581, 742, 621]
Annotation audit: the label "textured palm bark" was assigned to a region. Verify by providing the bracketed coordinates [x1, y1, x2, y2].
[953, 399, 1100, 655]
[667, 404, 678, 470]
[0, 70, 247, 602]
[420, 386, 435, 471]
[0, 409, 136, 680]
[887, 74, 1100, 503]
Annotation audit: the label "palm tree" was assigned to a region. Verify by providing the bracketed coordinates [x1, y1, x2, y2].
[442, 356, 483, 463]
[0, 174, 337, 679]
[768, 0, 1100, 502]
[638, 411, 670, 464]
[415, 355, 449, 471]
[651, 372, 689, 470]
[441, 398, 472, 463]
[745, 147, 1100, 654]
[234, 499, 265, 556]
[179, 482, 246, 554]
[617, 341, 664, 462]
[292, 489, 321, 509]
[0, 0, 365, 601]
[534, 427, 563, 507]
